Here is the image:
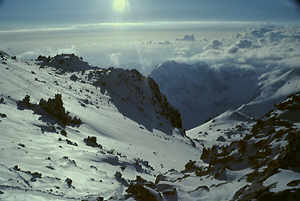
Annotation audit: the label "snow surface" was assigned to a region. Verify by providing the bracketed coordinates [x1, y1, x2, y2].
[0, 55, 199, 201]
[264, 169, 300, 193]
[187, 110, 254, 148]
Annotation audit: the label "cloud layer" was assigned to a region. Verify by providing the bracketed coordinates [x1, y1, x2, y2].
[1, 22, 299, 76]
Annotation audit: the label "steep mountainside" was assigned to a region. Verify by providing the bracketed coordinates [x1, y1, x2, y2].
[0, 51, 299, 201]
[0, 52, 197, 201]
[126, 92, 300, 201]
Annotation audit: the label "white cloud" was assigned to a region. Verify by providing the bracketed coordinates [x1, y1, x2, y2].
[109, 53, 121, 66]
[1, 23, 300, 75]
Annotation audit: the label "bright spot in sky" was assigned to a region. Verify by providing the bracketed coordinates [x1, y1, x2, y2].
[113, 0, 128, 13]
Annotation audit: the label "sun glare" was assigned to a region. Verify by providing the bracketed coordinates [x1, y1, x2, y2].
[113, 0, 127, 13]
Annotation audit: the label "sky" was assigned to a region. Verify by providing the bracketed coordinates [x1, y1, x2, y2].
[0, 0, 299, 28]
[0, 0, 299, 76]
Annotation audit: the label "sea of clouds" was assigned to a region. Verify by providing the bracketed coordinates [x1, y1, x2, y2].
[148, 24, 300, 128]
[0, 21, 299, 75]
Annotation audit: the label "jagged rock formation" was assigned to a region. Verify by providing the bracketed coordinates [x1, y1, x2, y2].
[17, 94, 82, 127]
[35, 54, 182, 134]
[37, 54, 91, 72]
[86, 68, 182, 134]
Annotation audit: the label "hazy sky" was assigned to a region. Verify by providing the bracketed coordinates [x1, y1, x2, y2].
[0, 0, 299, 27]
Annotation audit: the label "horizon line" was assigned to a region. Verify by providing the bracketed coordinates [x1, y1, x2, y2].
[1, 20, 298, 34]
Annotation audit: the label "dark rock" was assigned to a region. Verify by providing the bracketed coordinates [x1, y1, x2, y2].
[216, 136, 226, 142]
[40, 124, 57, 133]
[125, 176, 179, 201]
[30, 172, 42, 182]
[96, 197, 104, 201]
[115, 171, 129, 186]
[13, 165, 20, 171]
[66, 139, 78, 146]
[184, 160, 197, 172]
[281, 130, 300, 170]
[18, 95, 32, 108]
[70, 74, 79, 81]
[0, 113, 7, 118]
[17, 94, 82, 127]
[287, 180, 300, 187]
[60, 129, 67, 137]
[84, 136, 102, 148]
[126, 184, 161, 201]
[188, 185, 209, 193]
[65, 178, 73, 188]
[257, 189, 300, 201]
[148, 77, 182, 129]
[18, 143, 25, 148]
[46, 166, 55, 170]
[38, 94, 82, 126]
[37, 54, 91, 72]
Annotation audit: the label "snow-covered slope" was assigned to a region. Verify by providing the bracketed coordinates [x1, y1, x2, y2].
[237, 67, 300, 118]
[0, 53, 198, 201]
[1, 50, 299, 201]
[143, 92, 300, 201]
[150, 25, 300, 129]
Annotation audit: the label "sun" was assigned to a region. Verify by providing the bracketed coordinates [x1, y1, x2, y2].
[113, 0, 128, 13]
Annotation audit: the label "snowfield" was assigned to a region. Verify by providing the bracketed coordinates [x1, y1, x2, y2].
[0, 24, 300, 201]
[0, 53, 199, 201]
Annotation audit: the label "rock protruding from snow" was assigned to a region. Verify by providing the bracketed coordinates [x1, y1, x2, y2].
[146, 92, 300, 201]
[125, 176, 178, 201]
[36, 54, 91, 72]
[87, 68, 182, 134]
[17, 94, 82, 127]
[0, 50, 9, 58]
[197, 92, 300, 200]
[176, 34, 196, 42]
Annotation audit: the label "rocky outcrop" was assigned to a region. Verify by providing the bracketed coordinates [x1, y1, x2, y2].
[125, 176, 178, 201]
[197, 92, 300, 199]
[37, 54, 91, 72]
[17, 94, 82, 127]
[87, 68, 183, 134]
